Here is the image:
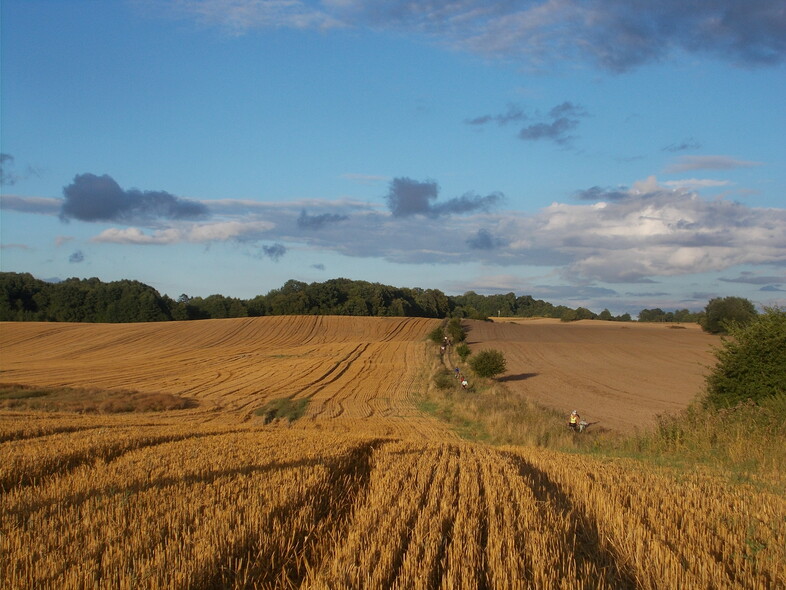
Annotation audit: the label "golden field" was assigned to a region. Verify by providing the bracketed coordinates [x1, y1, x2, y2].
[1, 316, 783, 589]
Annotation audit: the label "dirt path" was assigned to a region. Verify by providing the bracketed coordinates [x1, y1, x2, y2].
[464, 318, 720, 432]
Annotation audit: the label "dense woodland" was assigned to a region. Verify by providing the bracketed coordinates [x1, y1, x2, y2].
[1, 271, 705, 325]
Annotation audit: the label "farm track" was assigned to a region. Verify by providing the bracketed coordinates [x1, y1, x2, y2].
[1, 316, 784, 588]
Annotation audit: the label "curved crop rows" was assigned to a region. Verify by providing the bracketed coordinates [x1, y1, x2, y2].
[0, 317, 450, 439]
[1, 317, 782, 588]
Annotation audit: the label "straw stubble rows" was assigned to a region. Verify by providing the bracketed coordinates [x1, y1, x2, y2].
[1, 316, 783, 588]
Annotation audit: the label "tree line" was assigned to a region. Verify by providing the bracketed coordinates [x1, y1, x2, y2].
[0, 272, 758, 333]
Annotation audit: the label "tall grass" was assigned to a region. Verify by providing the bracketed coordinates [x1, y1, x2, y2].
[419, 358, 578, 448]
[602, 393, 786, 487]
[421, 345, 786, 489]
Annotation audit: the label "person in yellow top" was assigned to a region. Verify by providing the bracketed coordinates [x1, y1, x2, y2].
[568, 410, 581, 431]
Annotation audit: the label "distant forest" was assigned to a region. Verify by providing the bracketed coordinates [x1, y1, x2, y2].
[0, 272, 701, 324]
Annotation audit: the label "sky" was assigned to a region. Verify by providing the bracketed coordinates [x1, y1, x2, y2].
[1, 0, 785, 316]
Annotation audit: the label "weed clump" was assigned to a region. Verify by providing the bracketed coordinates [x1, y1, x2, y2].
[255, 397, 310, 424]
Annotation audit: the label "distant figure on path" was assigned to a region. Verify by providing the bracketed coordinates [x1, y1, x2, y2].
[568, 410, 581, 431]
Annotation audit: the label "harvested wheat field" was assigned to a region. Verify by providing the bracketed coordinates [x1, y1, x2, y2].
[1, 316, 783, 589]
[470, 318, 721, 432]
[0, 316, 451, 439]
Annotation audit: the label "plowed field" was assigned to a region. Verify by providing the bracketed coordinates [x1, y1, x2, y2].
[1, 316, 783, 589]
[467, 318, 720, 431]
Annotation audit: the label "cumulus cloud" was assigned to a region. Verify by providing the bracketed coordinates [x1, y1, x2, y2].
[9, 169, 786, 286]
[385, 177, 502, 218]
[262, 243, 287, 261]
[297, 209, 349, 229]
[159, 1, 786, 71]
[664, 155, 764, 173]
[524, 181, 786, 282]
[60, 173, 209, 223]
[69, 250, 85, 263]
[79, 175, 780, 283]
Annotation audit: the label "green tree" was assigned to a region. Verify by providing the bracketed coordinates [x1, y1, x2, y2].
[704, 308, 786, 409]
[700, 296, 757, 334]
[639, 308, 667, 322]
[468, 349, 507, 378]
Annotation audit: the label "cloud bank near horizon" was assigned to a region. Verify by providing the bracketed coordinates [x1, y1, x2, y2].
[4, 173, 785, 285]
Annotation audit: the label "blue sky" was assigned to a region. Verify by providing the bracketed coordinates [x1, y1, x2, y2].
[2, 0, 785, 316]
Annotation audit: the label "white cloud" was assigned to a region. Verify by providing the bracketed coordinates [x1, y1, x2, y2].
[91, 220, 274, 244]
[9, 176, 786, 285]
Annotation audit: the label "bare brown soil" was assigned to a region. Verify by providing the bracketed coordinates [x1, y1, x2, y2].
[466, 318, 721, 432]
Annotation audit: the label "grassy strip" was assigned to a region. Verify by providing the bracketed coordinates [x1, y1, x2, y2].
[420, 352, 786, 490]
[254, 397, 310, 424]
[419, 364, 582, 448]
[0, 383, 197, 413]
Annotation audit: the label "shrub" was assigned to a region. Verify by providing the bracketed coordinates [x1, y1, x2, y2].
[703, 307, 786, 409]
[455, 343, 471, 362]
[560, 309, 578, 322]
[468, 349, 507, 378]
[428, 326, 445, 344]
[433, 370, 456, 390]
[254, 397, 309, 423]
